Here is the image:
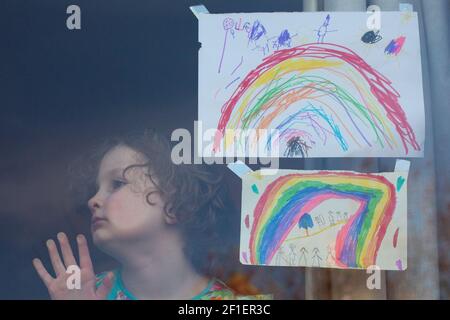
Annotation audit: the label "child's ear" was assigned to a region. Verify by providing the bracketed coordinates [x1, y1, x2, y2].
[164, 209, 178, 225]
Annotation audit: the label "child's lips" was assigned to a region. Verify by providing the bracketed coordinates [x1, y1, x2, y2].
[91, 217, 107, 230]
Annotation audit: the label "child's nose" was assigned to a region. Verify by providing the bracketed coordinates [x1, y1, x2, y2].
[88, 195, 102, 214]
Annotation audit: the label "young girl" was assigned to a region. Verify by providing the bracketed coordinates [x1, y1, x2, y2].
[32, 129, 238, 300]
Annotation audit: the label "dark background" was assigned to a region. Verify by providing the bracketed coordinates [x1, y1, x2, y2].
[0, 0, 309, 299]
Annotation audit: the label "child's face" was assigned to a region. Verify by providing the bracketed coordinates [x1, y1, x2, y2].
[88, 144, 171, 253]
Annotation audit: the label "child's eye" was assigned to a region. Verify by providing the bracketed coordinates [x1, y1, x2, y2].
[111, 180, 127, 190]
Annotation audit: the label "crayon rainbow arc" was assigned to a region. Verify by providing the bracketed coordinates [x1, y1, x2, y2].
[214, 43, 420, 156]
[249, 171, 397, 268]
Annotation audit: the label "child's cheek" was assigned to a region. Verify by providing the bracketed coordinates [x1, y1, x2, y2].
[104, 191, 130, 224]
[104, 189, 148, 226]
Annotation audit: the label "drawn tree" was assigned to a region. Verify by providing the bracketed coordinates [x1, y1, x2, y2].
[298, 213, 314, 236]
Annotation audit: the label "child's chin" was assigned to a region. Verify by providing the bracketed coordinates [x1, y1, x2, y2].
[92, 229, 111, 245]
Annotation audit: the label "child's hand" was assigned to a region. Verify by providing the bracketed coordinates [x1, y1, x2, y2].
[33, 233, 113, 300]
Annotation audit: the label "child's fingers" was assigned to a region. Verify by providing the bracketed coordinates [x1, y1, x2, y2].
[96, 272, 114, 299]
[57, 232, 77, 268]
[76, 234, 94, 271]
[32, 258, 54, 287]
[46, 239, 66, 276]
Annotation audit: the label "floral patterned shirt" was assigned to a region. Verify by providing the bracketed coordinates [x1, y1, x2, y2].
[95, 270, 241, 300]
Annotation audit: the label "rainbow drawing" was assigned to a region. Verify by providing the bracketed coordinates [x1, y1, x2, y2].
[247, 171, 401, 269]
[213, 42, 420, 157]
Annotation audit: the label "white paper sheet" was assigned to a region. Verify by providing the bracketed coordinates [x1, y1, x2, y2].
[239, 169, 407, 270]
[198, 12, 425, 158]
